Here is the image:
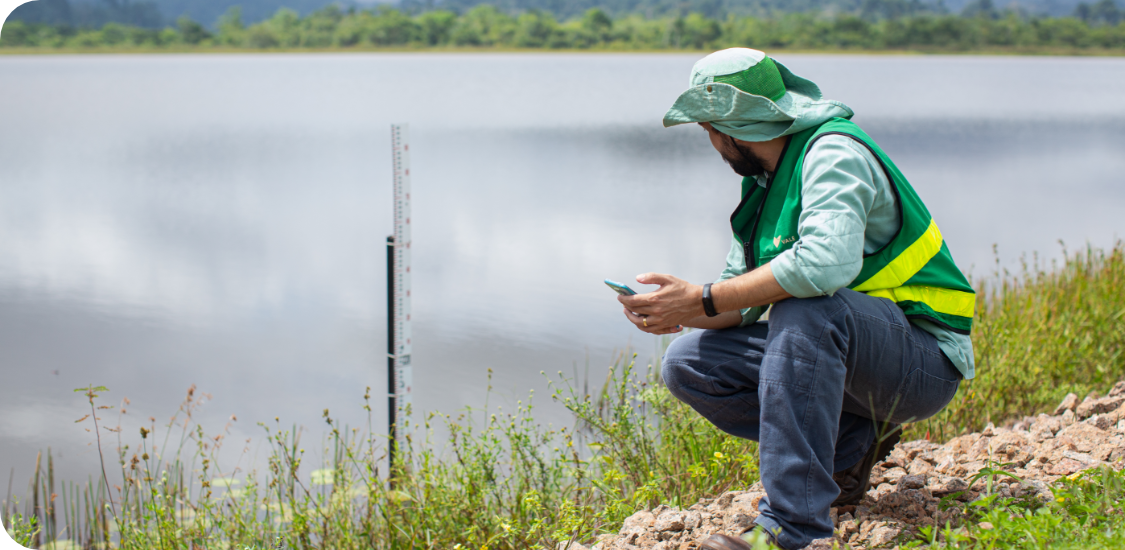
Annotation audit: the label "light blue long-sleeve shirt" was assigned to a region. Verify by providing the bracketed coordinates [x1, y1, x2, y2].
[717, 135, 975, 379]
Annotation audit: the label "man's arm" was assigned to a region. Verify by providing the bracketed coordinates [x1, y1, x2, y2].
[768, 137, 880, 298]
[711, 262, 792, 315]
[679, 263, 792, 329]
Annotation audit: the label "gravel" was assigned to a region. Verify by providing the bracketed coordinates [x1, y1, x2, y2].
[592, 380, 1125, 549]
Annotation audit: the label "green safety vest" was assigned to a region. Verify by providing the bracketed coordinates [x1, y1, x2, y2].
[731, 117, 975, 334]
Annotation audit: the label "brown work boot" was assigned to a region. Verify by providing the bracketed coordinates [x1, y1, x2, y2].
[831, 423, 901, 507]
[700, 525, 780, 549]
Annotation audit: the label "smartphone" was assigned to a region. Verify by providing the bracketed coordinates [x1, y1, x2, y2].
[604, 279, 637, 296]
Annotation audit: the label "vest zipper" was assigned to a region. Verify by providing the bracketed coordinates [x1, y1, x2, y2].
[743, 180, 769, 270]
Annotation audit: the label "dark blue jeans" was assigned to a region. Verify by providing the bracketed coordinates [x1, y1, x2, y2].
[662, 289, 962, 549]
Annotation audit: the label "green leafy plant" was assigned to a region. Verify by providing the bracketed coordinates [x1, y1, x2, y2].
[5, 509, 38, 547]
[906, 466, 1125, 549]
[914, 241, 1125, 442]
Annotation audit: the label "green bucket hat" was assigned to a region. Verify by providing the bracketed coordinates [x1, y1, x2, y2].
[663, 48, 853, 142]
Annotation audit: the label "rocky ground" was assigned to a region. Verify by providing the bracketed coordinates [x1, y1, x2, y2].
[584, 381, 1125, 550]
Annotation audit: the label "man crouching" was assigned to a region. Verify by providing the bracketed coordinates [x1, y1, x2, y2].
[617, 48, 975, 549]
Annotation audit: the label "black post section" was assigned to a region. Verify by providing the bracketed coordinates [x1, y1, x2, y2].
[386, 235, 396, 474]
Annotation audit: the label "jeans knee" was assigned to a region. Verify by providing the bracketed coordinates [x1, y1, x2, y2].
[662, 330, 697, 362]
[661, 361, 689, 401]
[661, 332, 701, 393]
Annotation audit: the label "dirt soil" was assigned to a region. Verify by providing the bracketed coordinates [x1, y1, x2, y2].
[583, 380, 1125, 550]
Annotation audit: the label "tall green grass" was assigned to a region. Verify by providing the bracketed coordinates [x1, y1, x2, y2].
[4, 241, 1124, 548]
[3, 353, 758, 549]
[914, 240, 1125, 441]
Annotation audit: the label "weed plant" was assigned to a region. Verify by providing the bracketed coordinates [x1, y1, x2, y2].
[3, 352, 759, 549]
[908, 466, 1125, 549]
[914, 240, 1125, 442]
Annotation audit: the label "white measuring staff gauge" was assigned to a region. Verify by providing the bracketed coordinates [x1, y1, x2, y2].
[391, 124, 412, 442]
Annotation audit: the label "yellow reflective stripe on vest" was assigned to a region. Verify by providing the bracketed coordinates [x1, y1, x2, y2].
[854, 218, 943, 292]
[866, 285, 976, 318]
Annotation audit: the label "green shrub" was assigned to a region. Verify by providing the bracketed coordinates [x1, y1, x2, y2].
[418, 10, 457, 46]
[365, 8, 420, 46]
[176, 16, 211, 45]
[908, 466, 1125, 549]
[0, 20, 31, 47]
[514, 10, 561, 48]
[914, 241, 1125, 442]
[4, 511, 38, 547]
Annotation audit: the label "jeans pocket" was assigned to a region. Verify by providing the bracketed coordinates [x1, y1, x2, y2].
[890, 368, 961, 424]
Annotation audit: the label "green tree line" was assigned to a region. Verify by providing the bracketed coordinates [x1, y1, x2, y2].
[3, 4, 1124, 51]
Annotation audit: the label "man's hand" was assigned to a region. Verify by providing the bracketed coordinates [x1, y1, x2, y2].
[618, 273, 704, 334]
[621, 307, 684, 335]
[615, 265, 792, 334]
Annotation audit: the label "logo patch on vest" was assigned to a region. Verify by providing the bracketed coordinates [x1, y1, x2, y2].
[773, 235, 796, 248]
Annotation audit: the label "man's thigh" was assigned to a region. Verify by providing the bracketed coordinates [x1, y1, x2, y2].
[662, 322, 770, 397]
[828, 289, 961, 424]
[661, 323, 771, 441]
[663, 290, 959, 424]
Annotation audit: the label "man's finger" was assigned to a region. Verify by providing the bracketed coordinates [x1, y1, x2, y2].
[623, 308, 666, 334]
[618, 293, 657, 308]
[636, 272, 675, 286]
[625, 299, 657, 312]
[638, 315, 677, 332]
[623, 307, 646, 327]
[648, 321, 683, 334]
[621, 301, 648, 314]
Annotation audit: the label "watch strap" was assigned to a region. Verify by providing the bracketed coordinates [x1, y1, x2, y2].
[702, 283, 719, 317]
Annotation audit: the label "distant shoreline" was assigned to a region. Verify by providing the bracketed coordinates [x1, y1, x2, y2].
[6, 7, 1124, 57]
[3, 46, 1125, 56]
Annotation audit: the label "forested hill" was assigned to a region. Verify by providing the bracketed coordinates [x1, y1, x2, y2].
[403, 0, 945, 21]
[8, 0, 351, 28]
[5, 0, 1108, 29]
[396, 0, 1093, 20]
[157, 0, 360, 27]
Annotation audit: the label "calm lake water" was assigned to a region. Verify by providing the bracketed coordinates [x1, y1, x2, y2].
[1, 53, 1123, 487]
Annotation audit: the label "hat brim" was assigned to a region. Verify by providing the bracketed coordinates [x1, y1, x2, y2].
[663, 59, 852, 142]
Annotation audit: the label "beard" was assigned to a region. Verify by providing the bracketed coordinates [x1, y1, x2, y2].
[719, 137, 767, 178]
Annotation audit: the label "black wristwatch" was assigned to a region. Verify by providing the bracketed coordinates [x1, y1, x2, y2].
[702, 283, 719, 317]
